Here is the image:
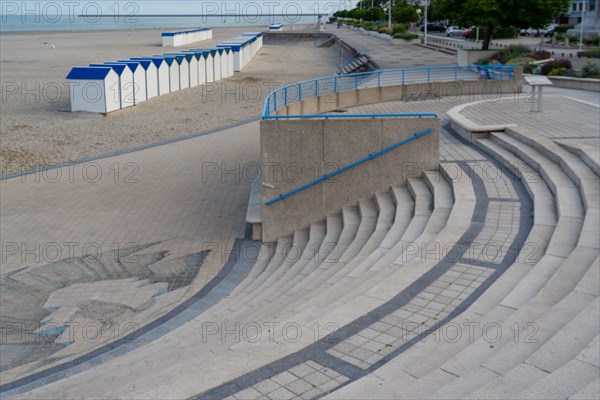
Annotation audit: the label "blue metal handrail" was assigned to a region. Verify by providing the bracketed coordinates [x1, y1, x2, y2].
[262, 64, 516, 118]
[265, 127, 434, 206]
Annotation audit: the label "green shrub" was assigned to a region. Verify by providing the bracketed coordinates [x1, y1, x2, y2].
[578, 49, 600, 59]
[363, 21, 374, 29]
[554, 24, 573, 34]
[392, 23, 408, 35]
[579, 61, 600, 78]
[540, 59, 572, 75]
[393, 32, 419, 40]
[507, 57, 536, 67]
[548, 67, 566, 76]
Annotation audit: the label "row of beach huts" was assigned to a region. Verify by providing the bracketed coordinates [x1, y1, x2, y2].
[162, 28, 213, 47]
[66, 31, 263, 114]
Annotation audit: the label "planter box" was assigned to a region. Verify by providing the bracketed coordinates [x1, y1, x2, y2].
[457, 49, 497, 66]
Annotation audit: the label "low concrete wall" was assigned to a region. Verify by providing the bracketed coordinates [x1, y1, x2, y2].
[545, 75, 600, 92]
[274, 78, 523, 116]
[457, 49, 497, 66]
[260, 117, 440, 242]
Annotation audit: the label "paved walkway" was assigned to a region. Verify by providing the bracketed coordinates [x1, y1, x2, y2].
[331, 26, 456, 69]
[0, 121, 260, 382]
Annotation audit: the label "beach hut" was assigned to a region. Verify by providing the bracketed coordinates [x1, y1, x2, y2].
[210, 49, 222, 81]
[191, 49, 214, 83]
[217, 48, 228, 79]
[112, 60, 146, 104]
[180, 52, 199, 87]
[219, 47, 234, 78]
[128, 58, 159, 99]
[90, 63, 134, 108]
[217, 42, 243, 72]
[66, 66, 120, 114]
[182, 50, 204, 86]
[163, 53, 190, 89]
[162, 28, 213, 47]
[152, 55, 179, 92]
[132, 57, 169, 95]
[269, 23, 283, 31]
[243, 32, 263, 50]
[242, 33, 260, 57]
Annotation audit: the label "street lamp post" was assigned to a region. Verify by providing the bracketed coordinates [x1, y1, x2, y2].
[388, 0, 393, 30]
[424, 0, 429, 45]
[579, 0, 587, 50]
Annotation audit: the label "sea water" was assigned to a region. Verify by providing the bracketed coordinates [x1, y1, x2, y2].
[0, 14, 323, 32]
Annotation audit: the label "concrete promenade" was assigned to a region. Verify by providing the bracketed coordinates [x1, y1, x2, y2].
[1, 29, 598, 399]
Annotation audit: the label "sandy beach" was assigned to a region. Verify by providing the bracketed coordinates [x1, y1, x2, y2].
[0, 25, 340, 171]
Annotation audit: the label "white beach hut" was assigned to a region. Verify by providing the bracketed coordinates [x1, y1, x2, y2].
[162, 54, 190, 90]
[182, 53, 198, 87]
[112, 60, 146, 104]
[219, 47, 234, 78]
[134, 57, 170, 95]
[217, 42, 243, 72]
[128, 58, 159, 99]
[182, 50, 203, 86]
[66, 66, 120, 114]
[209, 49, 222, 81]
[194, 50, 214, 83]
[153, 55, 180, 92]
[269, 23, 283, 31]
[90, 63, 134, 108]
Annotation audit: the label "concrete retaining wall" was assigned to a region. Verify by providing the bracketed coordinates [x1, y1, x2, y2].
[260, 117, 440, 242]
[274, 78, 523, 117]
[545, 75, 600, 92]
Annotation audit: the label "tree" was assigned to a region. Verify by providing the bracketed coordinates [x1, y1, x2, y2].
[392, 1, 419, 23]
[434, 0, 569, 49]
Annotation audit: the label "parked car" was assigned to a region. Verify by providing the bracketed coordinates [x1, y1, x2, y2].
[520, 24, 556, 37]
[540, 25, 557, 37]
[445, 26, 465, 37]
[420, 23, 446, 32]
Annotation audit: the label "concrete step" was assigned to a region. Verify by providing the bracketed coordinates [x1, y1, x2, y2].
[424, 170, 454, 210]
[380, 185, 415, 248]
[569, 376, 600, 400]
[503, 128, 599, 252]
[514, 358, 600, 399]
[489, 131, 584, 221]
[220, 235, 292, 313]
[557, 140, 600, 177]
[477, 137, 558, 227]
[236, 223, 325, 313]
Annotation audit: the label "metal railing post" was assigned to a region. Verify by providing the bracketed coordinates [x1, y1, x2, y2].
[273, 91, 277, 112]
[427, 67, 431, 82]
[284, 87, 288, 106]
[402, 70, 405, 85]
[355, 75, 358, 90]
[334, 76, 337, 93]
[298, 83, 302, 101]
[315, 80, 319, 97]
[377, 71, 381, 87]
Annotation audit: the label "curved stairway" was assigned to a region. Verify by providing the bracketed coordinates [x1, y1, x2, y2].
[325, 125, 599, 399]
[4, 124, 597, 400]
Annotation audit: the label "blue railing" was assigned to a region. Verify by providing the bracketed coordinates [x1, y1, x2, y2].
[265, 127, 434, 206]
[262, 64, 516, 118]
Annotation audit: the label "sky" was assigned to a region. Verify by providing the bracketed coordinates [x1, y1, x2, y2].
[0, 1, 358, 16]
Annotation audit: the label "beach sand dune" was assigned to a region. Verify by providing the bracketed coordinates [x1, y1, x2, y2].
[1, 26, 340, 171]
